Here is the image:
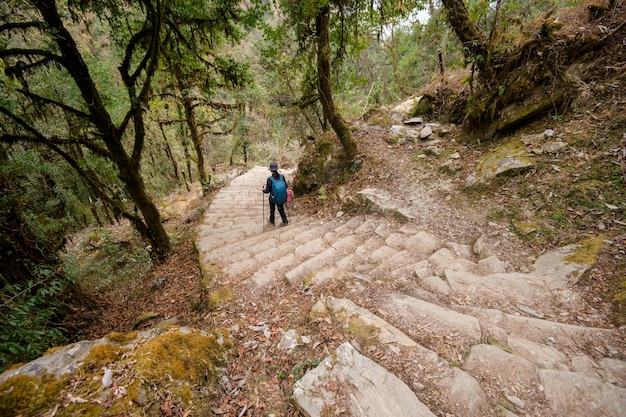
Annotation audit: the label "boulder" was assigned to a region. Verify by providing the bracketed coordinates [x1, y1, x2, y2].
[392, 96, 422, 116]
[466, 141, 534, 185]
[357, 189, 415, 221]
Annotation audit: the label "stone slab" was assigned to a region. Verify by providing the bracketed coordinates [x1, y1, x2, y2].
[539, 369, 626, 417]
[386, 293, 482, 341]
[293, 342, 437, 417]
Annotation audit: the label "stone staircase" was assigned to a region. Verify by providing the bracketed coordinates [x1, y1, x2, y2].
[195, 166, 626, 417]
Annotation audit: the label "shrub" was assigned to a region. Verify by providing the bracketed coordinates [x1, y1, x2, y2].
[0, 268, 72, 372]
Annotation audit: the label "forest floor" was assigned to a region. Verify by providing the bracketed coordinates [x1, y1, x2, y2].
[65, 6, 626, 415]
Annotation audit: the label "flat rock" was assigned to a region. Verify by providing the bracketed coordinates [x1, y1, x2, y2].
[293, 342, 437, 417]
[388, 125, 419, 143]
[464, 344, 539, 391]
[444, 269, 549, 304]
[357, 189, 415, 220]
[404, 117, 424, 125]
[311, 297, 421, 349]
[533, 244, 595, 289]
[478, 255, 507, 275]
[0, 338, 107, 384]
[437, 367, 490, 417]
[597, 358, 626, 388]
[421, 275, 451, 295]
[429, 248, 478, 274]
[539, 369, 626, 417]
[420, 125, 433, 139]
[507, 335, 569, 371]
[466, 141, 534, 185]
[502, 314, 614, 349]
[403, 231, 441, 256]
[386, 293, 482, 341]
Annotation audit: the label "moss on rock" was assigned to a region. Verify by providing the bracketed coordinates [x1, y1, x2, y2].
[208, 286, 234, 309]
[0, 327, 233, 417]
[0, 373, 67, 417]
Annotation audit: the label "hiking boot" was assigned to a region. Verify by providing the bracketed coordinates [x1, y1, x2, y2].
[280, 221, 288, 227]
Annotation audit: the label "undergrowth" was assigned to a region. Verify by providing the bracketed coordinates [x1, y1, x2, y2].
[0, 268, 71, 373]
[62, 227, 152, 296]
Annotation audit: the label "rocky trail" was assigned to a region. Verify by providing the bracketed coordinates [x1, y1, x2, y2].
[3, 134, 625, 417]
[194, 165, 626, 417]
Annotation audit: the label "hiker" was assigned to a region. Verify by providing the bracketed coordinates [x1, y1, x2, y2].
[262, 162, 289, 226]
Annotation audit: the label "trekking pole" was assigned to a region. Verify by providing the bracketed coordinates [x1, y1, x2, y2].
[262, 190, 265, 232]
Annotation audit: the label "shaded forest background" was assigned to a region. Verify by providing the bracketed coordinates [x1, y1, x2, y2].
[1, 0, 624, 372]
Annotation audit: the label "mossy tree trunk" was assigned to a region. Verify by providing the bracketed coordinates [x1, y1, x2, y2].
[439, 0, 625, 142]
[441, 0, 489, 73]
[315, 4, 358, 161]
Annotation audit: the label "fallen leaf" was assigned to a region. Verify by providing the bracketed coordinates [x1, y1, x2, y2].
[161, 401, 173, 417]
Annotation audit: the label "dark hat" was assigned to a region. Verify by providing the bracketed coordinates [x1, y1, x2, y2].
[269, 162, 278, 171]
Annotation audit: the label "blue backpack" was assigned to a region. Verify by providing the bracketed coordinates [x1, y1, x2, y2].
[270, 175, 287, 205]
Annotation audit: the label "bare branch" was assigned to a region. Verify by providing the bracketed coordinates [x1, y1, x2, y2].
[17, 89, 90, 120]
[0, 48, 60, 60]
[0, 22, 46, 32]
[0, 106, 111, 158]
[5, 57, 58, 77]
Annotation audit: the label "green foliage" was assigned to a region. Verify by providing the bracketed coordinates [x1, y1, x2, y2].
[318, 186, 328, 200]
[0, 271, 72, 373]
[62, 228, 152, 295]
[291, 357, 322, 381]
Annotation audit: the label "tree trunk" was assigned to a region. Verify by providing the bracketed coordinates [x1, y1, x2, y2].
[35, 0, 171, 260]
[441, 0, 489, 75]
[175, 71, 209, 195]
[158, 123, 180, 182]
[315, 4, 358, 160]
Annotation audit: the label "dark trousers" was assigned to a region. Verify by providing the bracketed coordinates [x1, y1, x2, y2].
[269, 200, 288, 224]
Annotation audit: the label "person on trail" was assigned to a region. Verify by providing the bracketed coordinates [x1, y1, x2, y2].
[262, 162, 289, 226]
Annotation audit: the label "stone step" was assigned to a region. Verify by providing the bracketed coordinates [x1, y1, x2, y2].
[196, 224, 261, 253]
[197, 219, 259, 239]
[199, 217, 310, 257]
[332, 215, 368, 234]
[248, 252, 300, 287]
[369, 249, 421, 277]
[334, 234, 387, 273]
[539, 369, 626, 417]
[443, 269, 551, 307]
[285, 233, 360, 284]
[383, 292, 482, 342]
[468, 307, 618, 352]
[286, 246, 337, 284]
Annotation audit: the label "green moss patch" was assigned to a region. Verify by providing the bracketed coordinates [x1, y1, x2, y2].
[564, 236, 604, 265]
[135, 329, 232, 382]
[208, 287, 234, 309]
[341, 315, 379, 345]
[0, 373, 67, 417]
[106, 330, 140, 345]
[0, 328, 233, 417]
